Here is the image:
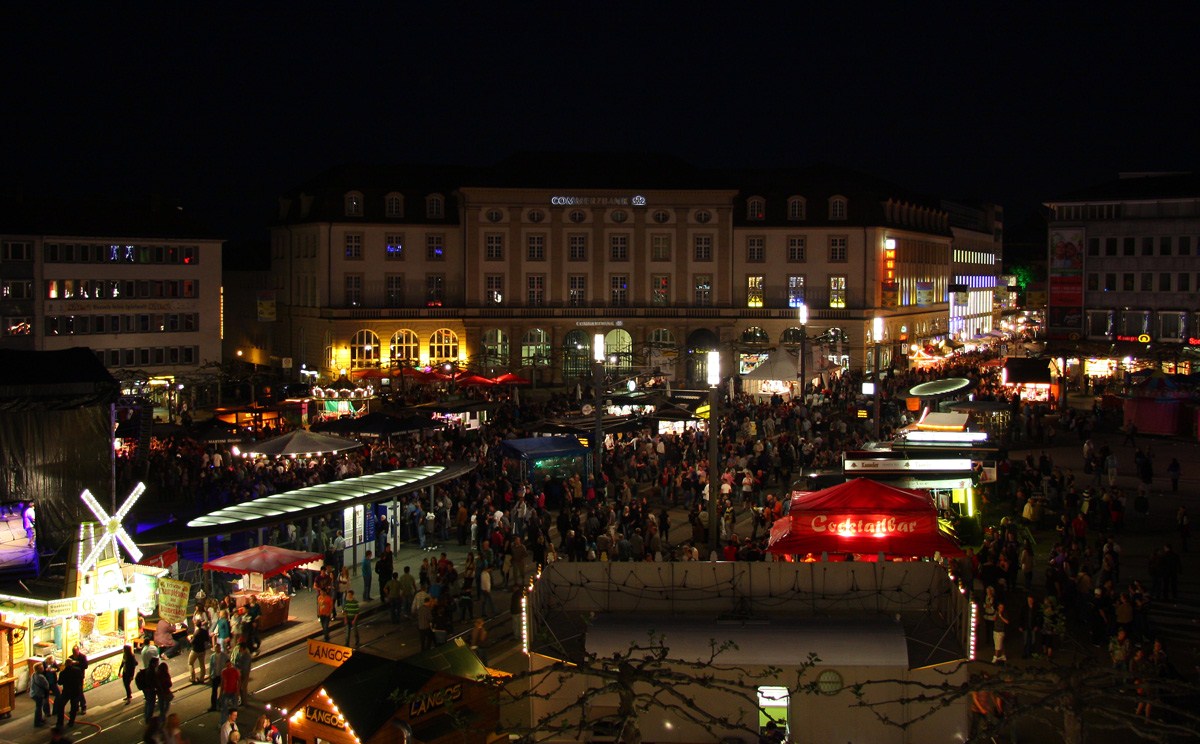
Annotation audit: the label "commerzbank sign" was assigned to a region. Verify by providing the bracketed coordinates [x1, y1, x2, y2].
[550, 195, 647, 206]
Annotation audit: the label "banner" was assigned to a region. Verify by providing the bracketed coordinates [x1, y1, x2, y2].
[1047, 228, 1085, 338]
[915, 281, 935, 306]
[880, 282, 898, 309]
[790, 513, 935, 537]
[132, 572, 160, 616]
[157, 577, 191, 623]
[256, 290, 277, 322]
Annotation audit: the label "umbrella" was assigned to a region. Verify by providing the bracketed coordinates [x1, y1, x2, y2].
[455, 373, 497, 386]
[349, 368, 390, 382]
[202, 545, 324, 578]
[492, 372, 531, 385]
[240, 429, 361, 458]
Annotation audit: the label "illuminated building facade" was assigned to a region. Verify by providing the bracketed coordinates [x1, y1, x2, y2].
[0, 196, 223, 395]
[269, 156, 998, 383]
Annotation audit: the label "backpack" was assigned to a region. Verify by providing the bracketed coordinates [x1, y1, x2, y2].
[135, 667, 151, 692]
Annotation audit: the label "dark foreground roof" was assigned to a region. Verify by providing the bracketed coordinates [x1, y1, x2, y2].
[0, 194, 220, 239]
[1047, 172, 1200, 203]
[0, 348, 120, 411]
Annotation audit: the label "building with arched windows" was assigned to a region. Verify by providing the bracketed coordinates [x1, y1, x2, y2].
[265, 156, 1000, 385]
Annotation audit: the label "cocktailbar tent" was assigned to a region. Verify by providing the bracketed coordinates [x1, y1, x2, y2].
[767, 478, 964, 560]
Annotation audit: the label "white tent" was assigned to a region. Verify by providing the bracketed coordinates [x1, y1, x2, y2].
[740, 350, 800, 381]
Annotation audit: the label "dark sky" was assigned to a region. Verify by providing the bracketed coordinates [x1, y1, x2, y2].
[4, 5, 1196, 243]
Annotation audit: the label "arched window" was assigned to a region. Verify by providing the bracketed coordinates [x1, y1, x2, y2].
[482, 328, 510, 368]
[344, 191, 364, 217]
[741, 326, 770, 344]
[787, 196, 806, 220]
[521, 328, 550, 368]
[746, 196, 765, 220]
[602, 329, 634, 376]
[385, 192, 404, 218]
[425, 194, 445, 219]
[647, 328, 677, 377]
[561, 329, 590, 379]
[350, 329, 380, 368]
[780, 327, 805, 345]
[829, 195, 848, 220]
[389, 330, 419, 368]
[428, 328, 459, 364]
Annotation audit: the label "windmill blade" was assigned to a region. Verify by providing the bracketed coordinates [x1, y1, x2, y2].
[115, 528, 143, 562]
[79, 489, 111, 523]
[115, 482, 146, 521]
[80, 537, 111, 575]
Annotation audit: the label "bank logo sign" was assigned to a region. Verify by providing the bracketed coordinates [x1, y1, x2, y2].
[550, 195, 647, 206]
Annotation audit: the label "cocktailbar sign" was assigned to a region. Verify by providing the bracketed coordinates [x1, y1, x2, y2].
[804, 514, 930, 537]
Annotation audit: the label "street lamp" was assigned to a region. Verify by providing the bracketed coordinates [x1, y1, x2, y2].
[593, 333, 605, 498]
[707, 348, 721, 556]
[873, 316, 884, 440]
[798, 301, 808, 399]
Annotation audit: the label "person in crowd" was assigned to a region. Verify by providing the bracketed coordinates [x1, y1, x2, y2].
[30, 661, 51, 727]
[119, 644, 138, 703]
[317, 589, 334, 642]
[343, 589, 362, 647]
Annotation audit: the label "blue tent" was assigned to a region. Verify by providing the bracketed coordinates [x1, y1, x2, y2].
[500, 436, 587, 460]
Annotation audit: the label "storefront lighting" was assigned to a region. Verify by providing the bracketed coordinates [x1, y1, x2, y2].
[521, 592, 529, 654]
[968, 602, 978, 660]
[593, 333, 605, 363]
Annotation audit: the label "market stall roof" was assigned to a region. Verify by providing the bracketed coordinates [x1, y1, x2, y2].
[500, 436, 588, 460]
[239, 429, 362, 457]
[527, 415, 647, 438]
[313, 411, 444, 438]
[768, 478, 964, 558]
[202, 545, 323, 577]
[740, 350, 800, 381]
[1003, 357, 1052, 384]
[587, 614, 909, 667]
[405, 399, 499, 414]
[134, 462, 475, 545]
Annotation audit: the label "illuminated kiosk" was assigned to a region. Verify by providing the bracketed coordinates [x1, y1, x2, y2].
[202, 545, 324, 630]
[0, 484, 166, 692]
[275, 644, 502, 744]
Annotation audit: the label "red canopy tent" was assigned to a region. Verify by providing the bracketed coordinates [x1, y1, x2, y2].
[492, 371, 532, 385]
[202, 545, 324, 578]
[768, 478, 963, 559]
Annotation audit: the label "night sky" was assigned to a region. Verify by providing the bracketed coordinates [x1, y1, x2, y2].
[4, 5, 1196, 247]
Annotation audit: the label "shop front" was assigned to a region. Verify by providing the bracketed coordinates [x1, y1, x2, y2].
[202, 545, 322, 631]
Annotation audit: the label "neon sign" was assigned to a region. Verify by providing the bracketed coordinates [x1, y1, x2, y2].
[810, 515, 921, 535]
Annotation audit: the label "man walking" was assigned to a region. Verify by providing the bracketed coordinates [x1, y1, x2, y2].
[398, 565, 417, 619]
[155, 652, 174, 720]
[135, 658, 157, 725]
[343, 589, 362, 647]
[317, 589, 334, 642]
[54, 658, 83, 728]
[385, 571, 403, 623]
[208, 644, 229, 711]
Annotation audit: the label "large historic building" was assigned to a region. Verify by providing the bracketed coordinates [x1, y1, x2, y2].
[0, 196, 224, 403]
[267, 155, 1002, 385]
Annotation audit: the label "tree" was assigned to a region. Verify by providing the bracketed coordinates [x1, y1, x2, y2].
[837, 657, 1200, 744]
[424, 631, 803, 744]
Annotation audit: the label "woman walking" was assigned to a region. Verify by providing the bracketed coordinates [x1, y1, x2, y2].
[119, 645, 137, 704]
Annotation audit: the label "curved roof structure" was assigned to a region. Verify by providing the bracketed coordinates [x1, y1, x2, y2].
[135, 461, 475, 545]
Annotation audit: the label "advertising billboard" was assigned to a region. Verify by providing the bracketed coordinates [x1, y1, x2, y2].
[1048, 228, 1085, 339]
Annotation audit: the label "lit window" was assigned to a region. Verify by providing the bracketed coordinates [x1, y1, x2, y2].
[344, 234, 363, 259]
[787, 275, 806, 307]
[610, 274, 629, 306]
[651, 274, 670, 306]
[746, 197, 765, 220]
[568, 275, 587, 306]
[385, 234, 404, 260]
[426, 234, 445, 261]
[485, 275, 504, 305]
[694, 274, 713, 306]
[747, 275, 764, 307]
[344, 191, 364, 217]
[829, 275, 847, 308]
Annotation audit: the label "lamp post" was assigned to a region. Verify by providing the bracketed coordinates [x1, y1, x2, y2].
[798, 301, 808, 399]
[873, 316, 884, 440]
[592, 333, 605, 499]
[706, 349, 721, 556]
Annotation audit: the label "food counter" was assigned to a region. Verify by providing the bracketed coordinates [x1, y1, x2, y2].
[230, 588, 292, 631]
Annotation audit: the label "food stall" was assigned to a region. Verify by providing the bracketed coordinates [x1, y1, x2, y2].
[0, 620, 20, 718]
[202, 545, 323, 631]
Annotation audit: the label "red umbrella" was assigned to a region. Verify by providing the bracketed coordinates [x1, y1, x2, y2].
[456, 373, 497, 386]
[202, 545, 324, 578]
[492, 372, 532, 385]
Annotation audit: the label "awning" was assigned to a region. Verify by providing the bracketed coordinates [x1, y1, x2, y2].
[500, 436, 588, 460]
[202, 545, 324, 577]
[134, 462, 475, 545]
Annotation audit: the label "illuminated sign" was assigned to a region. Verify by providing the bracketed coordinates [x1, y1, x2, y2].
[1115, 334, 1151, 343]
[810, 514, 923, 535]
[845, 458, 973, 472]
[307, 639, 354, 667]
[1189, 337, 1200, 346]
[410, 683, 464, 718]
[305, 705, 345, 730]
[550, 195, 647, 206]
[903, 431, 989, 443]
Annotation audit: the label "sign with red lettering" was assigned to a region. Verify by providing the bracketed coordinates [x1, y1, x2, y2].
[792, 513, 933, 537]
